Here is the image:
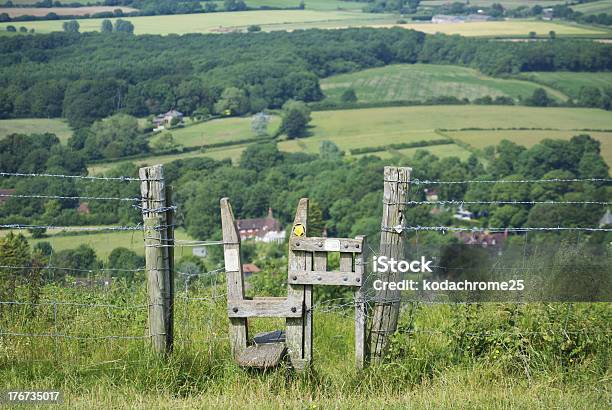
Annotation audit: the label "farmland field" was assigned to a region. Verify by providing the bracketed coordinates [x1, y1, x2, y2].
[386, 20, 611, 37]
[420, 0, 566, 6]
[0, 10, 387, 35]
[0, 228, 195, 259]
[0, 6, 137, 18]
[518, 71, 612, 99]
[89, 106, 612, 174]
[445, 129, 612, 165]
[571, 0, 612, 15]
[352, 143, 473, 160]
[244, 0, 366, 10]
[321, 64, 568, 103]
[167, 115, 281, 148]
[0, 118, 73, 143]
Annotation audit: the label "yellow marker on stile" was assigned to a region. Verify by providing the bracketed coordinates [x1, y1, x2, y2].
[292, 223, 305, 237]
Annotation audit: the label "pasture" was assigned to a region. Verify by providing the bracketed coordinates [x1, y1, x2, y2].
[0, 9, 383, 35]
[244, 0, 366, 11]
[0, 6, 136, 18]
[321, 64, 568, 103]
[571, 0, 612, 15]
[518, 71, 612, 99]
[388, 20, 611, 37]
[0, 228, 195, 259]
[0, 118, 72, 143]
[167, 115, 281, 148]
[445, 129, 612, 165]
[88, 105, 612, 174]
[420, 0, 566, 6]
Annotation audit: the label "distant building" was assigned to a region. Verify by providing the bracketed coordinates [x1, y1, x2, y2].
[432, 15, 465, 24]
[192, 246, 208, 258]
[456, 230, 508, 248]
[0, 188, 16, 205]
[542, 8, 553, 20]
[425, 188, 439, 202]
[242, 263, 261, 277]
[466, 14, 492, 22]
[236, 208, 286, 244]
[77, 202, 90, 214]
[431, 14, 491, 24]
[453, 206, 475, 221]
[599, 209, 612, 228]
[152, 110, 184, 131]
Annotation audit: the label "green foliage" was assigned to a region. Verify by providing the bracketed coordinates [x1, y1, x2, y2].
[87, 114, 148, 160]
[340, 88, 358, 103]
[214, 87, 250, 116]
[62, 20, 80, 33]
[150, 133, 183, 154]
[247, 24, 262, 32]
[524, 88, 551, 107]
[280, 100, 311, 139]
[101, 19, 113, 33]
[114, 19, 134, 34]
[107, 247, 145, 280]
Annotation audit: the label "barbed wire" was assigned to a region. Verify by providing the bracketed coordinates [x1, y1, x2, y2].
[0, 331, 148, 340]
[0, 171, 143, 182]
[0, 224, 145, 231]
[0, 300, 148, 310]
[406, 177, 612, 185]
[0, 264, 144, 273]
[381, 225, 612, 233]
[391, 200, 612, 206]
[0, 193, 141, 202]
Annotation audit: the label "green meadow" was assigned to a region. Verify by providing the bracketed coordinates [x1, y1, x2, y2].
[0, 10, 383, 35]
[0, 118, 73, 143]
[244, 0, 366, 11]
[88, 105, 612, 174]
[164, 115, 281, 148]
[571, 0, 612, 15]
[321, 64, 568, 103]
[0, 228, 196, 259]
[518, 71, 612, 99]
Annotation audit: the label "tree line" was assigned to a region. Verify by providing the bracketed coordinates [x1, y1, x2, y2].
[1, 28, 611, 128]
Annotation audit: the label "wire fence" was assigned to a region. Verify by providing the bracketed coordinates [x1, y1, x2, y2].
[0, 171, 610, 351]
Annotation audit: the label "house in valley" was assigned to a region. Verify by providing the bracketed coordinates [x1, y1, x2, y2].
[236, 208, 286, 244]
[152, 110, 184, 131]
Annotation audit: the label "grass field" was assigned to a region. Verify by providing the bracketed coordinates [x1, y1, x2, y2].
[572, 0, 612, 15]
[518, 71, 612, 99]
[167, 116, 281, 148]
[0, 6, 136, 17]
[0, 228, 195, 259]
[0, 118, 73, 142]
[445, 129, 612, 165]
[321, 64, 568, 103]
[352, 143, 473, 160]
[89, 106, 612, 174]
[421, 0, 566, 6]
[244, 0, 366, 10]
[388, 20, 611, 37]
[0, 10, 385, 35]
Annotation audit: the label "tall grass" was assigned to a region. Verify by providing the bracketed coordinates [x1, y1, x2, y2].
[0, 280, 609, 408]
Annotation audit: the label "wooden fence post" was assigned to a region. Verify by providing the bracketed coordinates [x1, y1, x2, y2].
[140, 165, 174, 354]
[220, 198, 248, 357]
[370, 166, 411, 362]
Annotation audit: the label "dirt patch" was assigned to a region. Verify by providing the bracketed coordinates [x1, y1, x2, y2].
[0, 6, 137, 18]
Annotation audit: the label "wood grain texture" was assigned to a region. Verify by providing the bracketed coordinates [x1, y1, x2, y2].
[286, 198, 310, 369]
[220, 198, 248, 357]
[288, 270, 362, 286]
[140, 165, 173, 354]
[227, 298, 302, 318]
[370, 166, 411, 362]
[290, 237, 363, 252]
[236, 343, 287, 369]
[354, 235, 368, 369]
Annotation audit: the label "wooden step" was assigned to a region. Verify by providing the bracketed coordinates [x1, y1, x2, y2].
[236, 330, 287, 369]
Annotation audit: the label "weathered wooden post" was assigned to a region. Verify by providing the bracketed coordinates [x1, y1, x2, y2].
[286, 198, 312, 370]
[370, 166, 411, 362]
[140, 165, 174, 354]
[220, 198, 248, 357]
